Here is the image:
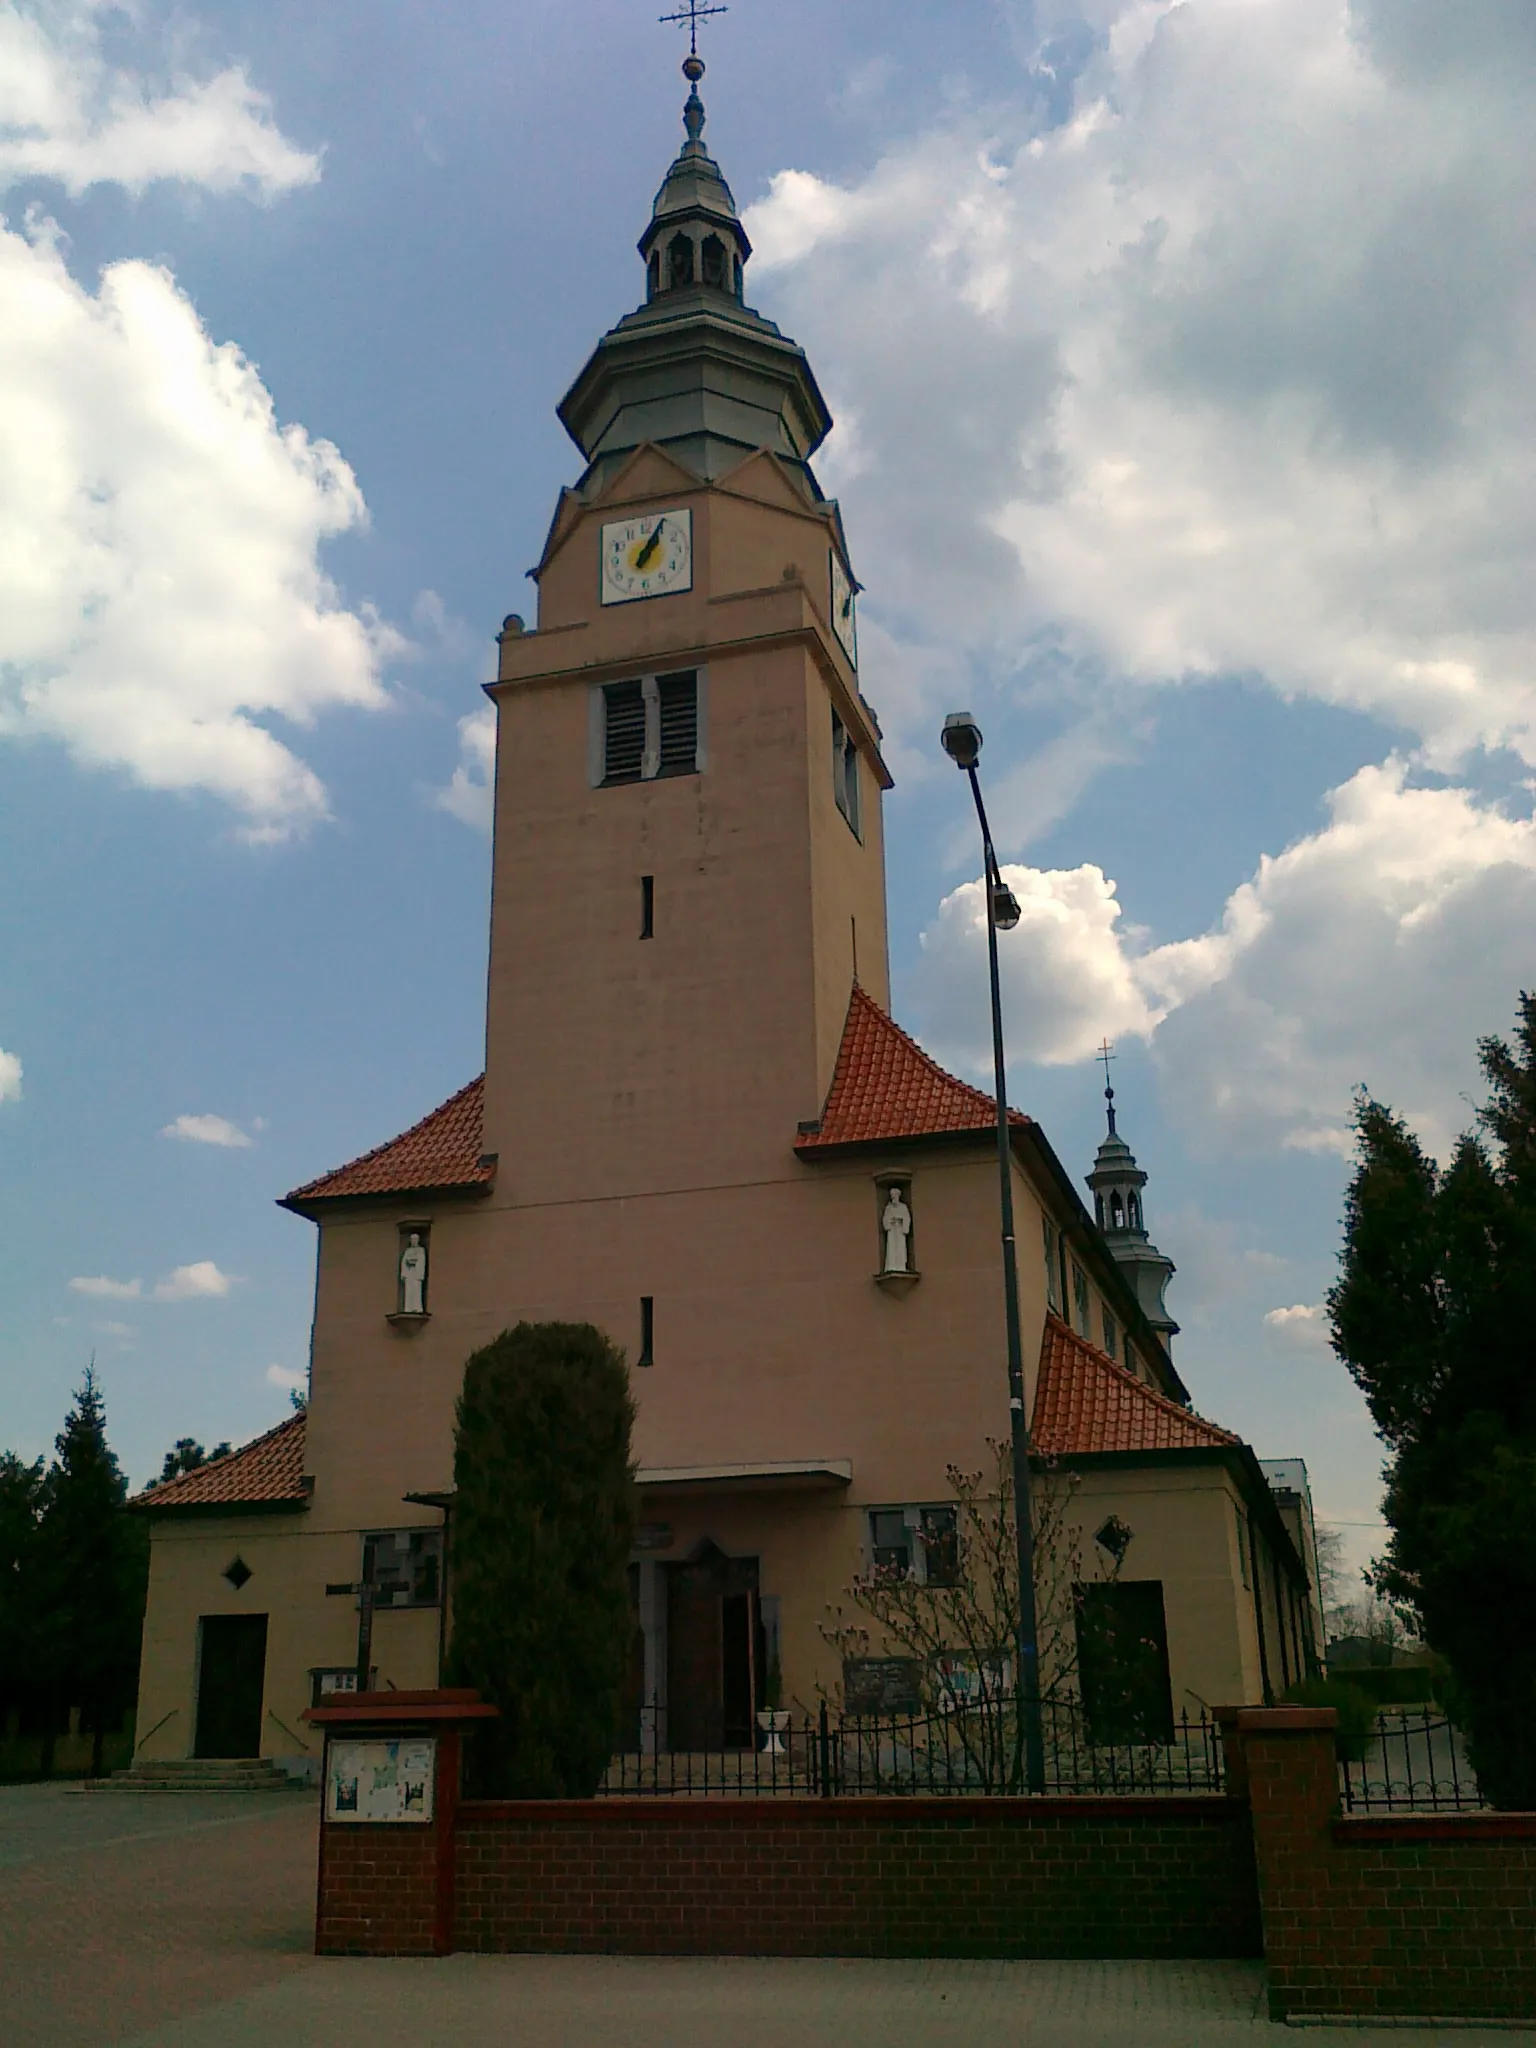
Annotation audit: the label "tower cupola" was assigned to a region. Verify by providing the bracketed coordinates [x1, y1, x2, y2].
[1086, 1073, 1179, 1351]
[556, 55, 833, 494]
[640, 55, 751, 303]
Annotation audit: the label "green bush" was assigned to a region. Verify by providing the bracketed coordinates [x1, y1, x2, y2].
[1283, 1676, 1378, 1762]
[447, 1322, 637, 1798]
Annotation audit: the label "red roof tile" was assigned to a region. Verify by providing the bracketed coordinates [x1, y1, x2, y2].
[1031, 1314, 1240, 1457]
[134, 1413, 309, 1512]
[796, 986, 1029, 1150]
[283, 1075, 494, 1209]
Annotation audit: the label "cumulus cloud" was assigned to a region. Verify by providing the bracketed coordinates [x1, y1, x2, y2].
[70, 1273, 140, 1299]
[436, 705, 496, 831]
[0, 3, 319, 199]
[266, 1363, 306, 1391]
[1264, 1303, 1331, 1345]
[747, 0, 1536, 771]
[0, 12, 396, 833]
[0, 219, 396, 833]
[153, 1259, 235, 1301]
[0, 1047, 20, 1103]
[161, 1112, 254, 1148]
[916, 760, 1536, 1156]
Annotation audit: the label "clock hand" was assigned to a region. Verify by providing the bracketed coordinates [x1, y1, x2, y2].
[635, 518, 667, 570]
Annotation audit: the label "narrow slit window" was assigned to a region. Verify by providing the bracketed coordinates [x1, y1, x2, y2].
[832, 709, 861, 837]
[638, 1296, 654, 1368]
[640, 875, 654, 939]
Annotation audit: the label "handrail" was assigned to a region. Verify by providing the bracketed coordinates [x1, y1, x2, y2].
[134, 1707, 179, 1756]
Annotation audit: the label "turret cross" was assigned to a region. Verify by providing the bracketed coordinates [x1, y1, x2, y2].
[659, 0, 728, 59]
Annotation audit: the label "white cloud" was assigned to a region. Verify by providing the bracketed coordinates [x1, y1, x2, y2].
[266, 1363, 306, 1391]
[70, 1273, 141, 1299]
[0, 15, 395, 834]
[747, 0, 1536, 772]
[1264, 1303, 1330, 1346]
[92, 1318, 134, 1339]
[153, 1259, 235, 1301]
[916, 760, 1536, 1155]
[0, 217, 397, 834]
[161, 1112, 254, 1148]
[0, 1046, 20, 1103]
[436, 705, 496, 831]
[0, 4, 320, 199]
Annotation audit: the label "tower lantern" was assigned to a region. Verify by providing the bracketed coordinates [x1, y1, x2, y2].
[1085, 1060, 1179, 1351]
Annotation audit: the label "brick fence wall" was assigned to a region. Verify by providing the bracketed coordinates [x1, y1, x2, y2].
[316, 1821, 442, 1957]
[454, 1795, 1262, 1959]
[1242, 1709, 1536, 2023]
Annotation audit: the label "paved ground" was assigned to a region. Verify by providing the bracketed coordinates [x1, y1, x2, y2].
[3, 1783, 1532, 2047]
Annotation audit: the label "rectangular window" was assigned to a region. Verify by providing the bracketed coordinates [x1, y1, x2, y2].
[868, 1508, 911, 1577]
[600, 671, 699, 785]
[1072, 1262, 1092, 1337]
[601, 680, 646, 783]
[1073, 1579, 1175, 1746]
[868, 1506, 959, 1585]
[656, 671, 698, 776]
[1102, 1307, 1118, 1361]
[1043, 1219, 1062, 1312]
[361, 1528, 443, 1609]
[640, 874, 654, 939]
[919, 1506, 960, 1587]
[638, 1296, 654, 1368]
[832, 708, 861, 837]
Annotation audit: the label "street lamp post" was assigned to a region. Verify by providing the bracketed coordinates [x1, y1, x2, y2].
[940, 711, 1046, 1795]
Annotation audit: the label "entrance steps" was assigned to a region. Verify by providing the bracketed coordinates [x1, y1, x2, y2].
[89, 1757, 306, 1792]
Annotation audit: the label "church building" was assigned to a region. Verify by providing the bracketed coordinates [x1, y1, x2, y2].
[131, 56, 1317, 1773]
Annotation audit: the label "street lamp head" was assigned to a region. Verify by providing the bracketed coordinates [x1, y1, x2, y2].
[991, 881, 1022, 932]
[941, 712, 983, 770]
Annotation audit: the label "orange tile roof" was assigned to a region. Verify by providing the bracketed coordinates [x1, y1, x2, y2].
[1031, 1314, 1240, 1457]
[283, 1075, 494, 1209]
[796, 985, 1030, 1151]
[134, 1413, 309, 1512]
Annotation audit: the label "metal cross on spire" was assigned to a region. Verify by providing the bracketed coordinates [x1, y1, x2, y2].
[659, 0, 728, 61]
[1097, 1038, 1118, 1133]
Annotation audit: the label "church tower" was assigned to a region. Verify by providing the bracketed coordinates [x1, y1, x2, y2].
[1085, 1078, 1179, 1351]
[479, 54, 890, 1203]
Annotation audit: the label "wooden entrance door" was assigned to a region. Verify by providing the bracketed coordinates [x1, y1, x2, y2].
[194, 1613, 268, 1758]
[665, 1545, 761, 1750]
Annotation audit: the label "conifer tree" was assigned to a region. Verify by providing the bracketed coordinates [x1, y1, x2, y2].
[0, 1452, 45, 1736]
[1329, 994, 1536, 1807]
[447, 1322, 637, 1796]
[32, 1370, 149, 1775]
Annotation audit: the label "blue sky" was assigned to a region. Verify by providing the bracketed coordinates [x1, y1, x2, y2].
[4, 1, 1535, 1595]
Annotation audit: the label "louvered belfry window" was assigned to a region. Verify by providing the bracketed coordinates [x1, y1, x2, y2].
[601, 671, 698, 785]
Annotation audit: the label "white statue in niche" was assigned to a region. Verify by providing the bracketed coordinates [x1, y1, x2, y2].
[399, 1233, 428, 1316]
[881, 1187, 913, 1274]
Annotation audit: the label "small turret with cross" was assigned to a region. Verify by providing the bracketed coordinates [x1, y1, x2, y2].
[1084, 1042, 1179, 1350]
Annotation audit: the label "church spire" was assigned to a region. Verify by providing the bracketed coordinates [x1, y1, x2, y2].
[1085, 1057, 1179, 1352]
[556, 34, 832, 494]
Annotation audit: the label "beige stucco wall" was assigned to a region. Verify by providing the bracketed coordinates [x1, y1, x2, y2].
[135, 445, 1283, 1753]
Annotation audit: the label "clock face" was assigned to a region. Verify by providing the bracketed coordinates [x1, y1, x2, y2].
[830, 548, 858, 666]
[600, 508, 693, 605]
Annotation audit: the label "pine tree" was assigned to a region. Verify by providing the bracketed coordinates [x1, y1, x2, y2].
[32, 1370, 150, 1775]
[1329, 994, 1536, 1808]
[0, 1452, 45, 1737]
[447, 1322, 637, 1797]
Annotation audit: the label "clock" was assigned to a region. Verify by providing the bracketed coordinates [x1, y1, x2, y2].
[600, 508, 693, 605]
[829, 548, 858, 666]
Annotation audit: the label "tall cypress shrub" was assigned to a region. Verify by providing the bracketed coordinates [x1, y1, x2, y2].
[447, 1322, 636, 1796]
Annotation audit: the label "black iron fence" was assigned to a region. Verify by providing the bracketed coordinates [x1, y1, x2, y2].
[599, 1698, 1226, 1797]
[1338, 1707, 1486, 1813]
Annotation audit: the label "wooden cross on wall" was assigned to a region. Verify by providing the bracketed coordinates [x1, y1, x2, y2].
[325, 1545, 408, 1695]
